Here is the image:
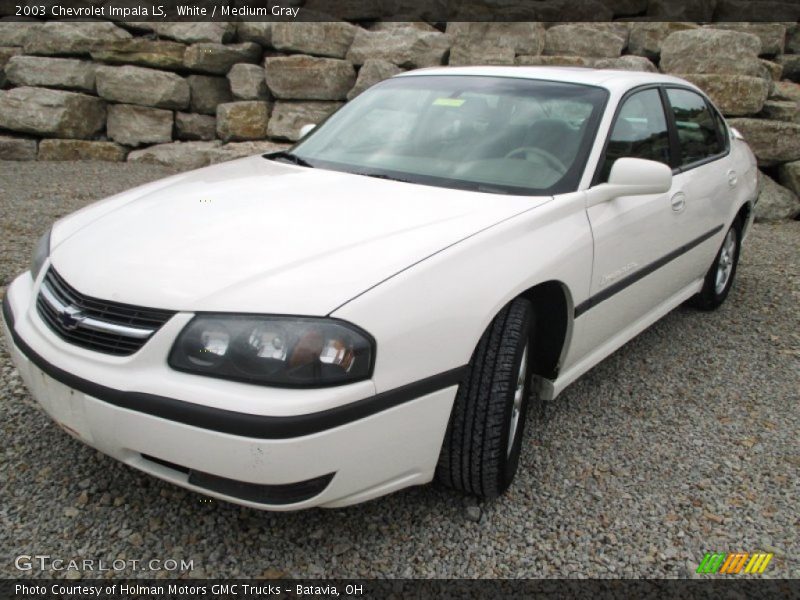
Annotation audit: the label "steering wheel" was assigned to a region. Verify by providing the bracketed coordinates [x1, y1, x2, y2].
[505, 146, 567, 175]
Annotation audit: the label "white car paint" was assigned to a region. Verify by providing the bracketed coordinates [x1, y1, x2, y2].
[48, 157, 540, 315]
[2, 67, 758, 509]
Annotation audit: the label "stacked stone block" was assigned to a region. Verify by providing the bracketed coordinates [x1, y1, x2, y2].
[0, 16, 797, 219]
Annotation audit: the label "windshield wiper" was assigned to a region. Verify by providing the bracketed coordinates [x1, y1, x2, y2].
[476, 184, 510, 195]
[265, 151, 314, 168]
[355, 172, 413, 184]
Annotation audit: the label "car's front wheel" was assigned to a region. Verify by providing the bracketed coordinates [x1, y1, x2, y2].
[435, 297, 534, 499]
[691, 220, 742, 310]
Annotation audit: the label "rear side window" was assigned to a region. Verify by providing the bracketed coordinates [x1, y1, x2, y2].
[665, 88, 725, 166]
[599, 89, 670, 182]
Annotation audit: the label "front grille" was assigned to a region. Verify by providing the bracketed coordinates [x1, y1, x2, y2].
[36, 268, 175, 356]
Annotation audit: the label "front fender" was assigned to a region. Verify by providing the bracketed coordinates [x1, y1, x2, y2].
[332, 192, 593, 394]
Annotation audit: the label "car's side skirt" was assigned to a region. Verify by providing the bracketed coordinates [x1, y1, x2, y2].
[541, 277, 705, 401]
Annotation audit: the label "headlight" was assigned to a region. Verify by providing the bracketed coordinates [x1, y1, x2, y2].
[30, 229, 51, 280]
[168, 315, 374, 387]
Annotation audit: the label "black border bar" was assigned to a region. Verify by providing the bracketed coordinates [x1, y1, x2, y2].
[2, 0, 799, 22]
[2, 294, 465, 439]
[2, 578, 799, 599]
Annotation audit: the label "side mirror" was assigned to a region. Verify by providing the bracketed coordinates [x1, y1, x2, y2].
[299, 123, 316, 138]
[588, 157, 672, 207]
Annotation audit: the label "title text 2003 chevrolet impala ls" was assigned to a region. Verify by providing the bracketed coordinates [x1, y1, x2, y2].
[3, 67, 757, 509]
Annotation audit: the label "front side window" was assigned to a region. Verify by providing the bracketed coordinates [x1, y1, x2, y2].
[599, 88, 670, 183]
[289, 76, 608, 195]
[665, 88, 725, 166]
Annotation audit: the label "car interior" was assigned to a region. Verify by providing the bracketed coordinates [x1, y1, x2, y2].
[294, 77, 607, 194]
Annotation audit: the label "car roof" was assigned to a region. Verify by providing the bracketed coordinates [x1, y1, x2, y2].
[395, 66, 697, 94]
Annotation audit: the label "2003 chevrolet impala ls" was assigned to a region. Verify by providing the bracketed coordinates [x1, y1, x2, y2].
[3, 67, 757, 509]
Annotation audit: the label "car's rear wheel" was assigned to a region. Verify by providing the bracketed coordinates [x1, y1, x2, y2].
[691, 220, 742, 311]
[435, 297, 534, 498]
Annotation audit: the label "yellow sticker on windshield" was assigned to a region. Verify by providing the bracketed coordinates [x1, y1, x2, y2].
[433, 98, 465, 107]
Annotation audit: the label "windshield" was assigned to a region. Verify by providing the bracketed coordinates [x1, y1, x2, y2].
[288, 75, 608, 195]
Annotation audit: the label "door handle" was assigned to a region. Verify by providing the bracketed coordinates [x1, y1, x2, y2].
[670, 192, 686, 212]
[727, 170, 738, 187]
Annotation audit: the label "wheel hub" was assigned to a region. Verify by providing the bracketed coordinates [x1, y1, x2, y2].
[715, 228, 737, 295]
[507, 343, 528, 457]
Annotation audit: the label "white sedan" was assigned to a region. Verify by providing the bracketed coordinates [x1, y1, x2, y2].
[2, 67, 758, 509]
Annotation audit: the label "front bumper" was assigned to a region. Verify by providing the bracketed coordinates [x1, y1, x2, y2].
[2, 273, 459, 510]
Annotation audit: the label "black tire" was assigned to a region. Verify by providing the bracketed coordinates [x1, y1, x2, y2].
[435, 297, 534, 499]
[690, 219, 742, 311]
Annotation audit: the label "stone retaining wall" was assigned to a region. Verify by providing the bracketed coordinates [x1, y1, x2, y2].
[0, 18, 799, 219]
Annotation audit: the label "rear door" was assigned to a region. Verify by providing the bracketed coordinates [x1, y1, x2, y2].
[662, 87, 733, 279]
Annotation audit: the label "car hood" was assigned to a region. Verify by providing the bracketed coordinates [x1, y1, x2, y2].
[50, 156, 546, 315]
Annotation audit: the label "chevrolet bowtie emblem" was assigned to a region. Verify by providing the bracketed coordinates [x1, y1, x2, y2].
[57, 305, 84, 331]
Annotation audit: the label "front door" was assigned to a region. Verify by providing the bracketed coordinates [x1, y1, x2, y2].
[572, 87, 693, 358]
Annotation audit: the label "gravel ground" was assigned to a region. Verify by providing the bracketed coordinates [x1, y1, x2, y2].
[0, 161, 798, 580]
